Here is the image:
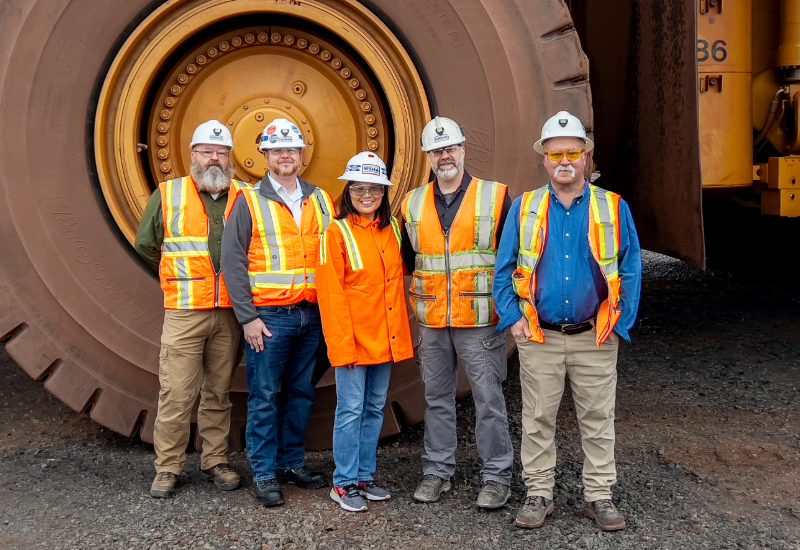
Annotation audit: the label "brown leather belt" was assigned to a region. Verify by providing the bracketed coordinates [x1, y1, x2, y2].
[539, 320, 593, 335]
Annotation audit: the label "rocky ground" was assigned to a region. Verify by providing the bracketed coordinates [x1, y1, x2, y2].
[1, 251, 799, 550]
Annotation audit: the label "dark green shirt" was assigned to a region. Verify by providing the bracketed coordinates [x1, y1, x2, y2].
[134, 187, 230, 272]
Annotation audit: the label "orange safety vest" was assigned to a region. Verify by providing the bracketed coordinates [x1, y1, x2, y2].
[159, 177, 251, 310]
[512, 184, 622, 347]
[242, 186, 334, 306]
[402, 178, 508, 328]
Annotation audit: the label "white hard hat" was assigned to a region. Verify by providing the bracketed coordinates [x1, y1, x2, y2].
[190, 120, 234, 149]
[337, 152, 393, 186]
[533, 111, 594, 154]
[420, 116, 467, 152]
[259, 118, 307, 150]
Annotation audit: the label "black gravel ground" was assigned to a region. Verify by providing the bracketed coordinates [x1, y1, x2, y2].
[1, 251, 799, 550]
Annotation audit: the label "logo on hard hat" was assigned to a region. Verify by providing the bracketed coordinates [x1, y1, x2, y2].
[435, 126, 445, 135]
[266, 125, 276, 135]
[281, 128, 289, 137]
[558, 119, 568, 127]
[291, 125, 301, 134]
[213, 128, 222, 136]
[269, 134, 278, 143]
[362, 164, 381, 176]
[433, 134, 450, 143]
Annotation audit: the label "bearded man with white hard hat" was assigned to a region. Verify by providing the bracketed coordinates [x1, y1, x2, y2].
[221, 118, 335, 507]
[493, 111, 642, 530]
[136, 120, 252, 498]
[400, 116, 514, 509]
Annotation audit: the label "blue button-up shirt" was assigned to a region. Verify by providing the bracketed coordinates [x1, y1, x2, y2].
[493, 181, 642, 342]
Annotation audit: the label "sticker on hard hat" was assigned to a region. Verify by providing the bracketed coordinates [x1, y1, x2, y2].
[362, 164, 381, 176]
[209, 135, 224, 141]
[347, 164, 361, 172]
[433, 134, 450, 143]
[281, 128, 289, 136]
[291, 125, 301, 134]
[278, 136, 294, 143]
[558, 119, 568, 127]
[269, 135, 279, 143]
[266, 125, 276, 135]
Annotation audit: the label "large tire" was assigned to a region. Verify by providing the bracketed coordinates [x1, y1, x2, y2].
[0, 0, 590, 450]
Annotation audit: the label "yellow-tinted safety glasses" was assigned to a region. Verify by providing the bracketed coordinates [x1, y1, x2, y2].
[545, 149, 585, 162]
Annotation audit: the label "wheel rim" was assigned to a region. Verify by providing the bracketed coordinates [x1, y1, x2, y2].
[95, 0, 431, 244]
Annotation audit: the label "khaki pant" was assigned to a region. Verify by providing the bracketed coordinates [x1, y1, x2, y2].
[517, 328, 619, 502]
[154, 308, 241, 474]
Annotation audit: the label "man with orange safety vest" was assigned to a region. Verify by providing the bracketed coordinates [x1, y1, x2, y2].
[135, 120, 250, 499]
[493, 111, 641, 531]
[221, 118, 335, 507]
[401, 116, 514, 509]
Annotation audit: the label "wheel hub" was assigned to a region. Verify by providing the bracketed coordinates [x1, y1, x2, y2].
[95, 0, 430, 243]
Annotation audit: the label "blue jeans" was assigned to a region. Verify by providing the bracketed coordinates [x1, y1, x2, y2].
[245, 305, 321, 482]
[332, 362, 392, 488]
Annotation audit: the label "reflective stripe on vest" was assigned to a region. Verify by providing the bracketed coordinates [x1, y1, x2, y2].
[514, 184, 622, 347]
[244, 187, 332, 293]
[402, 178, 506, 328]
[321, 217, 403, 271]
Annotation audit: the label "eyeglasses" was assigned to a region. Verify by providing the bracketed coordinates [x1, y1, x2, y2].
[427, 145, 463, 158]
[545, 149, 584, 162]
[349, 185, 385, 197]
[267, 148, 301, 156]
[193, 149, 230, 158]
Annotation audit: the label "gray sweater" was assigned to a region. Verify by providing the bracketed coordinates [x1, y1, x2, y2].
[221, 175, 322, 324]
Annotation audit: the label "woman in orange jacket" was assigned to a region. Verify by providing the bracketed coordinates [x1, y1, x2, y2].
[316, 152, 414, 512]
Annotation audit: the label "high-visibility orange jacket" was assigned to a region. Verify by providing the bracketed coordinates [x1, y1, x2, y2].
[158, 177, 250, 309]
[316, 215, 414, 367]
[402, 177, 508, 328]
[241, 186, 334, 306]
[512, 184, 622, 347]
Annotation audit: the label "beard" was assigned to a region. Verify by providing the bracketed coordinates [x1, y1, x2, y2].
[190, 161, 234, 194]
[554, 165, 577, 178]
[269, 160, 301, 178]
[434, 156, 464, 182]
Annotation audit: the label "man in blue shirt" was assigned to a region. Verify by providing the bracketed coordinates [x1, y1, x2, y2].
[493, 112, 641, 531]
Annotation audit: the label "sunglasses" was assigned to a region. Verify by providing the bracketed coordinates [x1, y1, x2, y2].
[349, 185, 385, 197]
[545, 149, 585, 162]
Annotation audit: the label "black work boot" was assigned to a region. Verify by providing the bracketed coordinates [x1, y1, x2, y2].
[254, 479, 284, 507]
[276, 466, 328, 490]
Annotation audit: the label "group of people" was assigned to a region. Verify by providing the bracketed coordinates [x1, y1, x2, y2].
[135, 110, 641, 532]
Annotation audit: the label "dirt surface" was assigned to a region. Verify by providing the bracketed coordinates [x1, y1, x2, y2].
[1, 251, 799, 549]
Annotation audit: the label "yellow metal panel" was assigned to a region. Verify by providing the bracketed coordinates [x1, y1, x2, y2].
[699, 72, 754, 187]
[698, 0, 752, 73]
[766, 156, 800, 188]
[761, 189, 800, 216]
[698, 0, 753, 188]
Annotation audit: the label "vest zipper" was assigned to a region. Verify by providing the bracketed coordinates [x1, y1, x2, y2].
[445, 231, 452, 325]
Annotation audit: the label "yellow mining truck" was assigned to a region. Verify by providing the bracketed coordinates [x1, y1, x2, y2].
[0, 0, 796, 447]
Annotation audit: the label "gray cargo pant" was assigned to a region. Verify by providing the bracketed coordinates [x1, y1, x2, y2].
[418, 325, 513, 485]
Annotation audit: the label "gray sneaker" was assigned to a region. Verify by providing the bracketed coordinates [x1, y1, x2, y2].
[515, 496, 554, 529]
[476, 480, 511, 509]
[330, 486, 368, 512]
[586, 499, 627, 531]
[358, 481, 391, 501]
[413, 474, 451, 503]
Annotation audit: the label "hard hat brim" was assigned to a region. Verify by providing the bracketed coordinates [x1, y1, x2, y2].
[189, 142, 233, 150]
[420, 136, 466, 153]
[259, 143, 307, 151]
[533, 137, 594, 154]
[336, 174, 393, 186]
